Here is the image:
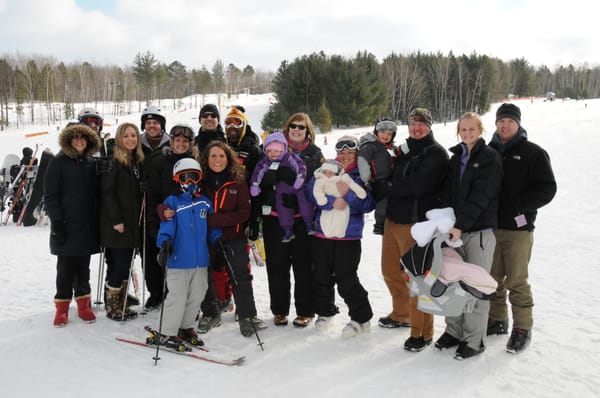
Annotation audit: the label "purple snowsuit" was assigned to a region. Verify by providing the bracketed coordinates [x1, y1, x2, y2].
[250, 132, 314, 230]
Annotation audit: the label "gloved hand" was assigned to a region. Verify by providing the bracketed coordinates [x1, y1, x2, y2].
[293, 177, 304, 190]
[95, 157, 113, 176]
[51, 220, 66, 245]
[156, 240, 173, 269]
[250, 184, 261, 197]
[247, 218, 261, 241]
[139, 179, 150, 193]
[277, 167, 296, 185]
[281, 193, 298, 209]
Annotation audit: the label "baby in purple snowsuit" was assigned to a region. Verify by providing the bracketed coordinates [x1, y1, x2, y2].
[250, 132, 315, 242]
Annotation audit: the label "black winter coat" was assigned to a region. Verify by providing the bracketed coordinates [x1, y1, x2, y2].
[44, 125, 101, 256]
[441, 139, 503, 232]
[386, 133, 449, 224]
[195, 125, 225, 154]
[228, 126, 262, 184]
[489, 127, 556, 230]
[141, 134, 170, 237]
[100, 158, 143, 248]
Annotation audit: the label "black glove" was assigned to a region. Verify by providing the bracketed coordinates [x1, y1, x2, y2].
[281, 193, 298, 209]
[277, 166, 297, 185]
[247, 218, 261, 241]
[95, 157, 113, 176]
[156, 240, 173, 269]
[139, 179, 150, 193]
[50, 221, 65, 245]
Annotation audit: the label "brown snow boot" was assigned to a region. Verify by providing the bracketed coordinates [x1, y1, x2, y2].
[119, 280, 138, 320]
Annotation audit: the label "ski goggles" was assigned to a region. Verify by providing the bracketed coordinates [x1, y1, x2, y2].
[170, 127, 194, 140]
[335, 140, 358, 152]
[225, 117, 244, 129]
[82, 116, 101, 128]
[288, 123, 307, 131]
[173, 170, 202, 185]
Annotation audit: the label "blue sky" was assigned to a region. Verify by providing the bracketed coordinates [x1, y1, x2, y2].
[75, 0, 116, 14]
[1, 0, 598, 71]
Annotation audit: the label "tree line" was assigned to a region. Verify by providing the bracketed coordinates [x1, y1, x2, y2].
[1, 50, 599, 131]
[0, 51, 274, 129]
[262, 51, 600, 131]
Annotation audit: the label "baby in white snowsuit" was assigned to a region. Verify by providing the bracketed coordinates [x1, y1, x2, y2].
[312, 160, 367, 238]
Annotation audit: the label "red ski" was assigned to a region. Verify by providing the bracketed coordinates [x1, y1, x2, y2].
[115, 337, 245, 366]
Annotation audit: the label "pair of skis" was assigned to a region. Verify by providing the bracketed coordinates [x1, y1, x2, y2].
[116, 326, 245, 366]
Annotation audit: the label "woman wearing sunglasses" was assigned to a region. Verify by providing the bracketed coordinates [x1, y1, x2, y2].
[251, 113, 324, 328]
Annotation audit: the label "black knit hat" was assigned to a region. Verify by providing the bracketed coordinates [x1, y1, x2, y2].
[199, 104, 220, 121]
[496, 103, 521, 124]
[408, 108, 432, 127]
[22, 147, 33, 157]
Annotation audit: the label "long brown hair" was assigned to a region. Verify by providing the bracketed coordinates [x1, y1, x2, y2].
[113, 122, 144, 167]
[201, 140, 245, 183]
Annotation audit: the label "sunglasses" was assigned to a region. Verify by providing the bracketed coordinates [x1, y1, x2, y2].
[288, 123, 307, 131]
[71, 134, 86, 140]
[224, 117, 243, 127]
[201, 112, 217, 119]
[170, 128, 193, 140]
[173, 171, 202, 185]
[335, 140, 358, 152]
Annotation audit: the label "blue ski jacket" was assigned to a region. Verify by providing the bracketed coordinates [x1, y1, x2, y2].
[156, 188, 222, 269]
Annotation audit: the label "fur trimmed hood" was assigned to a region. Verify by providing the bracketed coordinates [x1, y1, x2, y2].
[58, 124, 100, 158]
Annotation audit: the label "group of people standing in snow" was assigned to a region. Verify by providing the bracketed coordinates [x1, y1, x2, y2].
[44, 101, 555, 359]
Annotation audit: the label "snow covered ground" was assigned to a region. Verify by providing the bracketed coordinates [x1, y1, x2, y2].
[0, 95, 598, 397]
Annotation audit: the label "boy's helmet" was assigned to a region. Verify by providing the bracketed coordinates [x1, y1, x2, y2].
[172, 158, 202, 186]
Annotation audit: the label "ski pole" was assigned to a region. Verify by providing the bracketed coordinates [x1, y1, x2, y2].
[94, 247, 106, 306]
[153, 243, 170, 366]
[121, 248, 137, 321]
[139, 193, 148, 314]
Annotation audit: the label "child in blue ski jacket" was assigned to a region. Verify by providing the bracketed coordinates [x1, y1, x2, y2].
[152, 158, 222, 350]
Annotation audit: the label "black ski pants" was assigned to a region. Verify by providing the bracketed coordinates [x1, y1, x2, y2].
[55, 255, 91, 300]
[262, 215, 314, 318]
[312, 238, 373, 323]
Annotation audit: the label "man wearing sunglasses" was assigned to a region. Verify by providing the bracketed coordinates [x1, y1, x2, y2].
[380, 107, 449, 353]
[195, 104, 226, 153]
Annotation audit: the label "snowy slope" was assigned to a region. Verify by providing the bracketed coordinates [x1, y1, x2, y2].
[0, 96, 599, 398]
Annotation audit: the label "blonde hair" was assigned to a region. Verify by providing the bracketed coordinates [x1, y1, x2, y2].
[456, 112, 484, 136]
[113, 122, 144, 167]
[283, 113, 316, 143]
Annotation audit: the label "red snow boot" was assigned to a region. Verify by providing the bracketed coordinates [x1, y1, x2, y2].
[75, 295, 96, 323]
[53, 299, 70, 327]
